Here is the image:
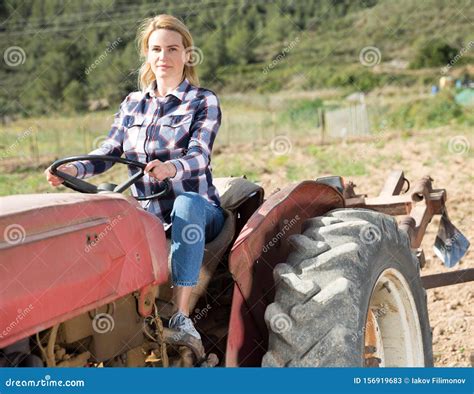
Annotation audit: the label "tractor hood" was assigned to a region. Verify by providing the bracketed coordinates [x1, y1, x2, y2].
[0, 192, 168, 348]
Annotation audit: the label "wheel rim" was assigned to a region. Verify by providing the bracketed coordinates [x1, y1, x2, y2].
[364, 268, 425, 367]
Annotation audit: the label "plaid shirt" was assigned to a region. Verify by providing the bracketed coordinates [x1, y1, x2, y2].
[73, 78, 222, 224]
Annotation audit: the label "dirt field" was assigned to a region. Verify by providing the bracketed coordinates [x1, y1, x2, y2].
[1, 109, 471, 367]
[213, 123, 473, 367]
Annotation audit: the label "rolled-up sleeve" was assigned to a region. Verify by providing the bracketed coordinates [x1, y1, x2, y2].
[73, 95, 129, 179]
[168, 92, 221, 181]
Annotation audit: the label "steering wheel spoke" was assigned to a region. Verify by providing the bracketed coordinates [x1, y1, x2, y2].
[57, 170, 98, 194]
[113, 169, 144, 193]
[50, 155, 170, 201]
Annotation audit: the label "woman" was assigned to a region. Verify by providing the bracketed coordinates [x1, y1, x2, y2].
[45, 14, 224, 341]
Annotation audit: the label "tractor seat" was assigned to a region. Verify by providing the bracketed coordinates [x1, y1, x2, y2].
[155, 177, 264, 317]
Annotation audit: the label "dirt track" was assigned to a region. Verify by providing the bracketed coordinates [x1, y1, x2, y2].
[215, 124, 473, 366]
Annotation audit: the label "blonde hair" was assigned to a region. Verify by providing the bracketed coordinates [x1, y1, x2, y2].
[137, 14, 199, 91]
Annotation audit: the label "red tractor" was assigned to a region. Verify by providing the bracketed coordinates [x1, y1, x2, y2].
[0, 155, 471, 367]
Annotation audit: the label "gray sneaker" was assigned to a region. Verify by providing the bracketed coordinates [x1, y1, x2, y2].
[168, 311, 201, 340]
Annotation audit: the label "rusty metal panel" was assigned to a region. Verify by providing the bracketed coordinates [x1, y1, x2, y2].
[0, 193, 168, 349]
[225, 181, 344, 366]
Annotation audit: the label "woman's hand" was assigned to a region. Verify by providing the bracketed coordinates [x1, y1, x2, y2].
[145, 160, 177, 181]
[44, 164, 78, 187]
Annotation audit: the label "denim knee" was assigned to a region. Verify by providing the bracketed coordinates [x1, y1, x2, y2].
[169, 192, 224, 287]
[171, 192, 206, 219]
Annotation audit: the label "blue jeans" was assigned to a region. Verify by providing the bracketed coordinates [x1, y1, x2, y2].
[170, 192, 225, 286]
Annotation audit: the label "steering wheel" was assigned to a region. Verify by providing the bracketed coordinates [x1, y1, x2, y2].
[50, 155, 170, 201]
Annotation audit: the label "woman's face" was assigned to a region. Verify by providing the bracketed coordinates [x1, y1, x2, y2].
[147, 29, 187, 82]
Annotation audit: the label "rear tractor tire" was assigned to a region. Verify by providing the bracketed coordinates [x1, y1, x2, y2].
[263, 208, 433, 367]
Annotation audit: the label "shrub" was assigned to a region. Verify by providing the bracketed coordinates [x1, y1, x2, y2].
[410, 40, 459, 69]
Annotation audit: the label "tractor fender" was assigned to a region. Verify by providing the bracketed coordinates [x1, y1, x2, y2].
[225, 180, 344, 366]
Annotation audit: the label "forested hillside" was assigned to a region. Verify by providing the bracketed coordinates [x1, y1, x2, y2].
[0, 0, 472, 117]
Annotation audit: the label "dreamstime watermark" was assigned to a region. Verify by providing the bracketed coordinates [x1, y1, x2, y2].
[348, 118, 390, 165]
[352, 117, 387, 156]
[171, 304, 212, 342]
[4, 375, 85, 388]
[0, 127, 33, 160]
[192, 304, 212, 322]
[85, 37, 123, 75]
[263, 36, 300, 74]
[84, 214, 123, 252]
[3, 46, 26, 67]
[359, 223, 382, 245]
[92, 135, 109, 150]
[0, 304, 34, 339]
[359, 46, 382, 67]
[3, 224, 26, 245]
[269, 312, 292, 333]
[92, 312, 115, 334]
[182, 46, 204, 67]
[270, 135, 292, 156]
[181, 224, 204, 245]
[448, 136, 470, 155]
[442, 228, 464, 249]
[262, 215, 300, 253]
[374, 119, 388, 139]
[441, 41, 474, 75]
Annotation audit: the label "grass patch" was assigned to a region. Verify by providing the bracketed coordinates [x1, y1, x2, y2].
[212, 155, 261, 181]
[269, 155, 290, 167]
[285, 164, 301, 181]
[383, 92, 464, 131]
[306, 145, 367, 176]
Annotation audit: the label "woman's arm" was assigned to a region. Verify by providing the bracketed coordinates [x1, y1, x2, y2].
[167, 91, 221, 181]
[71, 95, 130, 179]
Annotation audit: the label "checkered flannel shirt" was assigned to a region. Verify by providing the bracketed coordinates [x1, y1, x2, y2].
[72, 78, 222, 224]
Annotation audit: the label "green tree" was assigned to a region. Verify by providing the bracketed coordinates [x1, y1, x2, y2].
[63, 80, 87, 113]
[263, 6, 295, 44]
[199, 27, 228, 82]
[227, 23, 256, 65]
[410, 40, 459, 69]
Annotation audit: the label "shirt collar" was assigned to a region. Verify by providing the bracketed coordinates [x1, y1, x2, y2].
[146, 78, 190, 102]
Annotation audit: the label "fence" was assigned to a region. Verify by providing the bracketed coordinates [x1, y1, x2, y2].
[323, 103, 371, 141]
[0, 102, 376, 168]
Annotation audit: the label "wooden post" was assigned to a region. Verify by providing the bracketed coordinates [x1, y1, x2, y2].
[82, 126, 88, 152]
[29, 129, 39, 166]
[55, 128, 61, 158]
[319, 107, 326, 144]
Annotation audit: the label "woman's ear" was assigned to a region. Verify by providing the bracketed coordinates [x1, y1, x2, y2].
[183, 48, 191, 65]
